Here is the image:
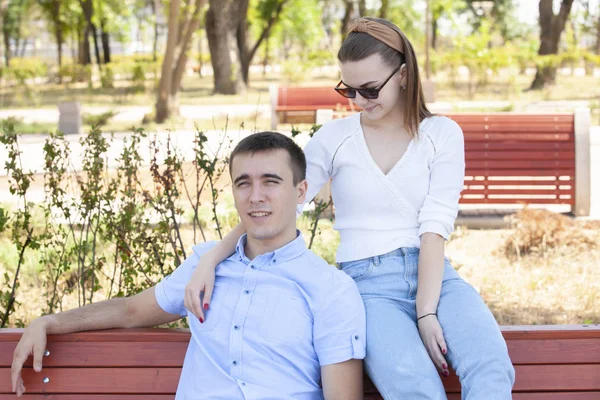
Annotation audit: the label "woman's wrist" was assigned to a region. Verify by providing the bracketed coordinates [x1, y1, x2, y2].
[417, 312, 437, 322]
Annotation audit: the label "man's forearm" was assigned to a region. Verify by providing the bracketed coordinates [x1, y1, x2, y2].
[40, 297, 131, 335]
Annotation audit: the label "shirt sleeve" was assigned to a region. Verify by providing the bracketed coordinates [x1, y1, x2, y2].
[313, 273, 366, 366]
[418, 118, 465, 239]
[297, 127, 333, 217]
[154, 241, 218, 317]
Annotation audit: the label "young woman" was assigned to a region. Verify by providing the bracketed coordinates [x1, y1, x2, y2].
[184, 17, 515, 399]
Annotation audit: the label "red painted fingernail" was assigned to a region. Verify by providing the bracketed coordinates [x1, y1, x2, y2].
[204, 304, 209, 310]
[442, 348, 447, 354]
[442, 363, 447, 370]
[199, 317, 204, 323]
[443, 371, 449, 377]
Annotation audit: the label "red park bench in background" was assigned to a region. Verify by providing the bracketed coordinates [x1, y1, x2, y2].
[270, 85, 591, 217]
[1, 325, 599, 398]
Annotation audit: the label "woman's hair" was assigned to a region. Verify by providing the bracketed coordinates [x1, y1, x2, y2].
[338, 17, 431, 138]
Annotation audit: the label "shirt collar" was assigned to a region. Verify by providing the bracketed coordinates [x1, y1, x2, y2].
[234, 230, 306, 266]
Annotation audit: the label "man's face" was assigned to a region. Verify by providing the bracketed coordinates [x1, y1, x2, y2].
[231, 149, 307, 248]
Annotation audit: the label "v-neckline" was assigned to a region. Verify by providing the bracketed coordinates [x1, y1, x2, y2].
[357, 113, 416, 178]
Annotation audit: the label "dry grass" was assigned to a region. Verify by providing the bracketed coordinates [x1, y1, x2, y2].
[447, 216, 600, 325]
[502, 208, 597, 259]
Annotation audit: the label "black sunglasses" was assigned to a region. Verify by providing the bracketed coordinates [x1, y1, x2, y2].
[334, 65, 402, 100]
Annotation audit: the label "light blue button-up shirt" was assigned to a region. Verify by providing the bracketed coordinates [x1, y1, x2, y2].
[155, 232, 366, 400]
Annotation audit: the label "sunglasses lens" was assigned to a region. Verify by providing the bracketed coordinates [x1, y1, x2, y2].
[359, 89, 379, 99]
[335, 88, 356, 98]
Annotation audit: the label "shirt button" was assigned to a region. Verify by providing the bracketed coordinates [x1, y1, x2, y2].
[244, 290, 250, 295]
[232, 360, 238, 365]
[354, 335, 360, 340]
[234, 325, 240, 330]
[241, 382, 246, 386]
[272, 259, 277, 263]
[250, 265, 256, 269]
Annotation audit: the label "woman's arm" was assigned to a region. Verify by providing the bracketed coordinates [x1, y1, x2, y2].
[184, 223, 245, 322]
[416, 232, 449, 376]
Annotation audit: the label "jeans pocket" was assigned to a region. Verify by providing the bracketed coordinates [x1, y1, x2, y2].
[339, 259, 374, 282]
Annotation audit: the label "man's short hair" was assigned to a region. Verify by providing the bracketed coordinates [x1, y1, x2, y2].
[229, 131, 307, 185]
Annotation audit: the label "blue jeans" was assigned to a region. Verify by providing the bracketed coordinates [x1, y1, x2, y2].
[339, 247, 515, 400]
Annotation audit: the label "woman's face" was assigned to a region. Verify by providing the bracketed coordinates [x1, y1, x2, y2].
[339, 52, 406, 121]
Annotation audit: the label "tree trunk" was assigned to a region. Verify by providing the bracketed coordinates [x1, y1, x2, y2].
[262, 36, 269, 76]
[78, 2, 92, 65]
[171, 0, 205, 95]
[237, 0, 251, 84]
[379, 0, 389, 19]
[51, 0, 63, 68]
[3, 26, 10, 67]
[341, 0, 355, 40]
[432, 17, 438, 50]
[156, 0, 181, 123]
[198, 30, 204, 77]
[205, 0, 245, 94]
[239, 0, 287, 85]
[151, 0, 160, 61]
[90, 23, 102, 66]
[529, 0, 574, 90]
[0, 0, 7, 67]
[358, 0, 366, 17]
[596, 12, 600, 55]
[100, 20, 110, 63]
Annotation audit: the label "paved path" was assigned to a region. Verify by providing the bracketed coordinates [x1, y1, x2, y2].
[0, 100, 593, 125]
[1, 112, 599, 220]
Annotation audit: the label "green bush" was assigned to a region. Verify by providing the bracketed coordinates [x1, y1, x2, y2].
[100, 65, 115, 89]
[59, 64, 93, 83]
[83, 110, 117, 127]
[6, 58, 48, 85]
[131, 63, 147, 93]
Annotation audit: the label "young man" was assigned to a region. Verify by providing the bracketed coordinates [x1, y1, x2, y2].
[11, 131, 366, 400]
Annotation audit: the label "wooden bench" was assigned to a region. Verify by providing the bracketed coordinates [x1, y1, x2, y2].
[1, 325, 599, 399]
[455, 110, 591, 217]
[272, 90, 592, 217]
[270, 85, 359, 129]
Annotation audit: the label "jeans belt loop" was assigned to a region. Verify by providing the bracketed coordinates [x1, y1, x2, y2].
[372, 255, 380, 266]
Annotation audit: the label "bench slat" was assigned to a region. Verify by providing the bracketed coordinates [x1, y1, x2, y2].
[0, 342, 188, 367]
[462, 189, 574, 196]
[0, 328, 191, 343]
[465, 151, 575, 161]
[0, 368, 181, 394]
[465, 142, 575, 151]
[463, 133, 573, 141]
[367, 395, 600, 400]
[12, 396, 174, 400]
[466, 169, 574, 177]
[2, 364, 599, 394]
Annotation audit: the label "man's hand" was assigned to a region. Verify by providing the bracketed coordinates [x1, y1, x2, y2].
[417, 314, 449, 377]
[184, 258, 217, 323]
[11, 318, 51, 397]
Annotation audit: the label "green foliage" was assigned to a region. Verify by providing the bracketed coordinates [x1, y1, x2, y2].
[59, 64, 92, 83]
[0, 123, 331, 326]
[82, 110, 117, 127]
[100, 65, 115, 89]
[6, 58, 49, 85]
[0, 122, 42, 327]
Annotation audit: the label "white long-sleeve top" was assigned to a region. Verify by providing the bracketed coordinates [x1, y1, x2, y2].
[301, 112, 465, 263]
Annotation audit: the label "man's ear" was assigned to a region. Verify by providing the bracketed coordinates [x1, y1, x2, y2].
[296, 179, 308, 204]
